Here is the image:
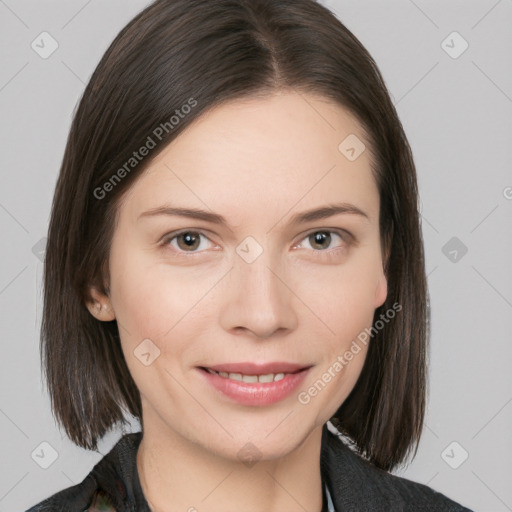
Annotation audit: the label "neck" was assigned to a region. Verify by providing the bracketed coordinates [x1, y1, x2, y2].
[136, 404, 325, 512]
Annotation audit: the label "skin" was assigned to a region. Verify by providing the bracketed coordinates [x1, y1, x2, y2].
[88, 90, 388, 512]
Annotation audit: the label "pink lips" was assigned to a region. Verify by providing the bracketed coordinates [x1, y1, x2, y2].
[197, 361, 312, 407]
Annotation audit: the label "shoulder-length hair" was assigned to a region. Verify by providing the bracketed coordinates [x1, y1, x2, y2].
[42, 0, 428, 472]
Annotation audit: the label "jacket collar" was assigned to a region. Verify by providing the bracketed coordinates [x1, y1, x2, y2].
[90, 422, 374, 511]
[320, 422, 397, 511]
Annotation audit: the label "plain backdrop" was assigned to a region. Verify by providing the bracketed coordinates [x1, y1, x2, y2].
[0, 1, 511, 511]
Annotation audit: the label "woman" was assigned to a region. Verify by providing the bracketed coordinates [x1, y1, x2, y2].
[27, 0, 473, 510]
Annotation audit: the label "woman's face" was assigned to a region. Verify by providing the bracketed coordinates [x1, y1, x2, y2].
[93, 90, 387, 460]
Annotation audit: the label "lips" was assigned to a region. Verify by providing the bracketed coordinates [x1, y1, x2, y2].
[197, 362, 313, 406]
[202, 361, 311, 375]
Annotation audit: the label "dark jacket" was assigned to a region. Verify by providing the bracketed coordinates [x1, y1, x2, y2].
[26, 424, 474, 511]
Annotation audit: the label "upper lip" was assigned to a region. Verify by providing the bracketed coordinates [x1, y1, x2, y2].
[201, 362, 312, 375]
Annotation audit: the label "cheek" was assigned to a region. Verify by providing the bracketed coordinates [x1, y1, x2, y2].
[295, 255, 382, 340]
[293, 254, 380, 406]
[318, 286, 374, 379]
[109, 250, 220, 362]
[109, 256, 168, 335]
[110, 243, 198, 330]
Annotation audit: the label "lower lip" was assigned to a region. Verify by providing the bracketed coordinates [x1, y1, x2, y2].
[197, 367, 311, 406]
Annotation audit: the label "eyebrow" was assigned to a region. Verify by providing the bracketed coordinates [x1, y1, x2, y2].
[137, 202, 370, 226]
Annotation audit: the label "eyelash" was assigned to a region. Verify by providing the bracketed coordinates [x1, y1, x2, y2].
[160, 228, 353, 260]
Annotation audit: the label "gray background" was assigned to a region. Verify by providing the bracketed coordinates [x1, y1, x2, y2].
[0, 0, 511, 511]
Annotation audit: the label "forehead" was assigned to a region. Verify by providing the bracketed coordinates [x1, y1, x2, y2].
[121, 91, 378, 225]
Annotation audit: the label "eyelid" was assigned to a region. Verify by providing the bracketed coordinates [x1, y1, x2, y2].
[160, 227, 354, 255]
[292, 228, 353, 250]
[160, 229, 218, 254]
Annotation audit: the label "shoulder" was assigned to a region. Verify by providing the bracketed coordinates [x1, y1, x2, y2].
[322, 424, 474, 511]
[25, 433, 141, 512]
[25, 475, 115, 512]
[361, 460, 473, 511]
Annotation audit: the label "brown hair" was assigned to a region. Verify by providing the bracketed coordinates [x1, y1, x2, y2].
[42, 0, 428, 471]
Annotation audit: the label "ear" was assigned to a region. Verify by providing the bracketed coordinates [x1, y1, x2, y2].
[374, 273, 388, 309]
[86, 286, 116, 321]
[374, 230, 391, 308]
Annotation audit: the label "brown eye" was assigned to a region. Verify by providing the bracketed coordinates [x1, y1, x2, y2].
[176, 232, 201, 251]
[298, 230, 347, 252]
[164, 230, 214, 254]
[292, 230, 351, 263]
[308, 231, 333, 250]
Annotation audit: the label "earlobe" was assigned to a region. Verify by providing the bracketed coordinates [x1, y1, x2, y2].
[86, 286, 116, 321]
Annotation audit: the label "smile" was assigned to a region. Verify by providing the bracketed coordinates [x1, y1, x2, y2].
[205, 368, 290, 383]
[197, 365, 312, 406]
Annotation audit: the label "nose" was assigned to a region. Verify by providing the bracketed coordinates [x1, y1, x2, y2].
[218, 249, 298, 340]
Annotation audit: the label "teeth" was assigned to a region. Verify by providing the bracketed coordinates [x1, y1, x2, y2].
[206, 368, 287, 383]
